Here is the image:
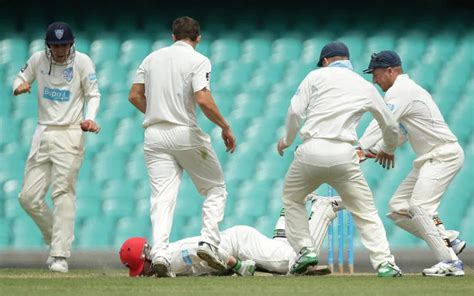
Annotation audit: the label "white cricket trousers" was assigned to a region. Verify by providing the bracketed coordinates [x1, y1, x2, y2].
[18, 125, 84, 258]
[220, 226, 296, 274]
[282, 142, 395, 270]
[144, 135, 227, 263]
[388, 142, 464, 241]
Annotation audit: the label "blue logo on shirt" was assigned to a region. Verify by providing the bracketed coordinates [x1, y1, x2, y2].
[386, 103, 395, 111]
[43, 87, 71, 102]
[63, 67, 73, 82]
[88, 73, 97, 81]
[181, 249, 193, 266]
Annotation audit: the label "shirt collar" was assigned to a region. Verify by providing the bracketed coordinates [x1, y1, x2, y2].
[174, 40, 195, 50]
[394, 73, 409, 83]
[328, 60, 353, 70]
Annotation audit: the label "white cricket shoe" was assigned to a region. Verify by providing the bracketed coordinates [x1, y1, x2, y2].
[451, 238, 466, 255]
[197, 241, 227, 271]
[422, 260, 464, 277]
[49, 257, 68, 273]
[153, 257, 176, 278]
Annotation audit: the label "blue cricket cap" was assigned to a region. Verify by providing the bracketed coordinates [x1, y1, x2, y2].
[317, 41, 350, 67]
[363, 50, 402, 74]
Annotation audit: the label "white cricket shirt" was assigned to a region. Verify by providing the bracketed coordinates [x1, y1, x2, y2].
[359, 74, 458, 156]
[13, 50, 100, 125]
[283, 62, 398, 165]
[134, 40, 211, 128]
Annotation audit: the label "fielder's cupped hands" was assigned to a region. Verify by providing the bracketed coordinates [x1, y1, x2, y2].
[222, 127, 236, 153]
[375, 150, 395, 169]
[277, 138, 289, 156]
[13, 82, 31, 96]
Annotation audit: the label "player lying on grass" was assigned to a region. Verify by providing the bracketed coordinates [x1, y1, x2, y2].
[120, 195, 333, 277]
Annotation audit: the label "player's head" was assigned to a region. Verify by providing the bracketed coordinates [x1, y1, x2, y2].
[363, 50, 403, 91]
[317, 41, 350, 67]
[119, 237, 155, 277]
[172, 16, 201, 45]
[44, 21, 75, 64]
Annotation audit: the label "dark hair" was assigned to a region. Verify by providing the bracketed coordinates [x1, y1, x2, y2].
[172, 16, 200, 41]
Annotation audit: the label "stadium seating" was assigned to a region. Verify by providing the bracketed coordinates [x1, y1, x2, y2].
[1, 13, 473, 252]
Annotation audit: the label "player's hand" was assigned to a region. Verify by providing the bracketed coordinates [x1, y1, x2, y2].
[80, 119, 101, 134]
[375, 150, 395, 169]
[277, 138, 289, 156]
[13, 82, 31, 96]
[221, 127, 236, 153]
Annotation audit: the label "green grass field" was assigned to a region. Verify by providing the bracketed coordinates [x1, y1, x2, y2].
[1, 269, 473, 296]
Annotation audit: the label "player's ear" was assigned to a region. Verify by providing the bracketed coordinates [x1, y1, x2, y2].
[196, 35, 201, 43]
[172, 34, 177, 42]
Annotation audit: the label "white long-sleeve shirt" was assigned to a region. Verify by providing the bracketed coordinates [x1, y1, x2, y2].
[12, 50, 100, 125]
[283, 63, 398, 156]
[359, 74, 458, 156]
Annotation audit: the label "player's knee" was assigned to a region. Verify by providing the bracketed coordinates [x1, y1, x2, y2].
[18, 191, 36, 211]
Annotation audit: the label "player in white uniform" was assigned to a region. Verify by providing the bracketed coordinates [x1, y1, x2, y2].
[358, 50, 465, 276]
[277, 42, 402, 277]
[119, 226, 296, 277]
[128, 16, 236, 277]
[12, 22, 100, 273]
[120, 222, 334, 278]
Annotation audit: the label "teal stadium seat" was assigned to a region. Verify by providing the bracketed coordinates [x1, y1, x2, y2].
[77, 217, 115, 248]
[114, 118, 143, 152]
[0, 38, 28, 67]
[74, 34, 91, 54]
[0, 219, 11, 247]
[210, 38, 240, 63]
[271, 38, 303, 63]
[89, 35, 121, 67]
[126, 150, 147, 183]
[249, 61, 286, 90]
[241, 38, 272, 63]
[113, 216, 150, 247]
[92, 147, 128, 181]
[12, 217, 44, 249]
[300, 34, 334, 64]
[395, 30, 427, 70]
[120, 38, 151, 69]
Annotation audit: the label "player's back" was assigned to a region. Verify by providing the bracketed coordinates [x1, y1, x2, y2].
[299, 66, 380, 144]
[140, 41, 209, 128]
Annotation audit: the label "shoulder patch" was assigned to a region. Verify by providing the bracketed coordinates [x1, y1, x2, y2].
[386, 103, 395, 111]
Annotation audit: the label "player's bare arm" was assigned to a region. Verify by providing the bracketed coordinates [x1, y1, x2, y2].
[13, 82, 31, 96]
[128, 83, 147, 113]
[194, 88, 236, 153]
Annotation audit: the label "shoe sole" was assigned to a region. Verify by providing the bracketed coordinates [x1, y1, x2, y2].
[422, 271, 464, 277]
[153, 262, 173, 278]
[197, 250, 226, 271]
[301, 265, 331, 276]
